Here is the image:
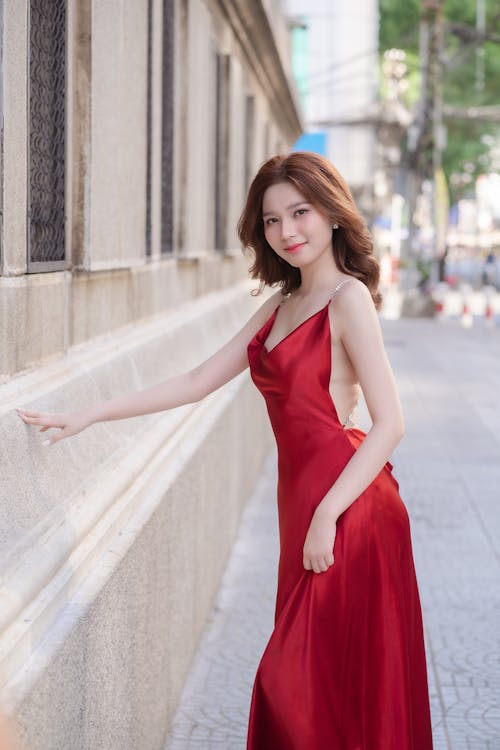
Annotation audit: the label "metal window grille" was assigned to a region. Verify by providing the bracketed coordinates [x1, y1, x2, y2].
[145, 0, 153, 257]
[28, 0, 66, 272]
[244, 94, 255, 195]
[0, 6, 4, 272]
[161, 0, 174, 255]
[264, 121, 270, 159]
[214, 51, 230, 251]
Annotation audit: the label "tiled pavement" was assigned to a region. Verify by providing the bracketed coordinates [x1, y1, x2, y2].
[164, 316, 500, 750]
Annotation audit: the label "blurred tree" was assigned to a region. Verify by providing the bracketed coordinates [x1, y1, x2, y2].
[379, 0, 500, 202]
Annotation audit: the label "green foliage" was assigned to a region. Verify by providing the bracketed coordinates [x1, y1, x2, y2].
[379, 0, 500, 202]
[379, 0, 420, 53]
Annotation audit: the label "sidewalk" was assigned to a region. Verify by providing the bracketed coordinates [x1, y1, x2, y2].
[164, 317, 500, 750]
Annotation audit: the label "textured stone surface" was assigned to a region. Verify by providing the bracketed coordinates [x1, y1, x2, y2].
[2, 284, 277, 750]
[7, 373, 272, 750]
[164, 317, 500, 750]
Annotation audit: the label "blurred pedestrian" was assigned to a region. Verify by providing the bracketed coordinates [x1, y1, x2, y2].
[482, 251, 496, 287]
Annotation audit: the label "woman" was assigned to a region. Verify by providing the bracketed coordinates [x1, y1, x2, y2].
[17, 152, 434, 749]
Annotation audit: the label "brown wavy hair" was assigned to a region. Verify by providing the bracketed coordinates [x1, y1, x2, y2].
[237, 152, 382, 310]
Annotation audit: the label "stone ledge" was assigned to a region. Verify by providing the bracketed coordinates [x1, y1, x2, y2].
[0, 255, 252, 378]
[0, 280, 265, 689]
[0, 371, 246, 693]
[2, 375, 272, 748]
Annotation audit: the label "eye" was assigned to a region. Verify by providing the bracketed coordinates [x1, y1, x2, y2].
[294, 208, 308, 217]
[264, 217, 278, 226]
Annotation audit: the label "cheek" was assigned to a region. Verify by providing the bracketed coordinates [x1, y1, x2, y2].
[306, 219, 330, 243]
[264, 224, 278, 247]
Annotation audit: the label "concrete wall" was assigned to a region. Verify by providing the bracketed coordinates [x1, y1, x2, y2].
[0, 0, 302, 746]
[1, 283, 273, 749]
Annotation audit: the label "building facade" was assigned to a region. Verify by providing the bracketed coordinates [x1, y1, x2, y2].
[286, 0, 379, 215]
[0, 1, 302, 747]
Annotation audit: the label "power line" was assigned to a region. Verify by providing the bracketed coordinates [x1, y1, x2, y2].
[306, 70, 378, 95]
[304, 48, 379, 85]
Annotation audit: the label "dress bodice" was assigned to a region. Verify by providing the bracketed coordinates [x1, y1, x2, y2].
[248, 302, 342, 436]
[247, 280, 358, 450]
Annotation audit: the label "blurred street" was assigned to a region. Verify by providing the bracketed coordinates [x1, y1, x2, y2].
[382, 283, 500, 322]
[164, 315, 500, 750]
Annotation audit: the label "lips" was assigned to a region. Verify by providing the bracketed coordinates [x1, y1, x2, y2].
[284, 242, 306, 253]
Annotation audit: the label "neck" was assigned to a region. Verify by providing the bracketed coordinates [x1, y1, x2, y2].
[296, 248, 344, 296]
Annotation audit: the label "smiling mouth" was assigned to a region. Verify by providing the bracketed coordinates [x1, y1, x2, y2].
[284, 242, 306, 253]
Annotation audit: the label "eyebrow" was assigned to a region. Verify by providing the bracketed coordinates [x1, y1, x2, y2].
[262, 201, 310, 218]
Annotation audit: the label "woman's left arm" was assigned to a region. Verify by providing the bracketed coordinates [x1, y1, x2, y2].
[303, 281, 405, 573]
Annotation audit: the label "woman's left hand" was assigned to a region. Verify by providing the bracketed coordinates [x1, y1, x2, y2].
[303, 508, 337, 574]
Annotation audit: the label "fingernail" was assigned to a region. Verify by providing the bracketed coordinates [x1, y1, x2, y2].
[42, 439, 51, 447]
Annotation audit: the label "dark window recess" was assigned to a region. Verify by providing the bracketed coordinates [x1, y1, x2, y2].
[264, 121, 270, 159]
[214, 52, 230, 251]
[145, 0, 153, 256]
[28, 0, 66, 271]
[0, 7, 4, 272]
[244, 94, 255, 195]
[161, 0, 175, 254]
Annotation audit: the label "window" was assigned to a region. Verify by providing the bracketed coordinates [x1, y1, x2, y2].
[161, 0, 175, 254]
[244, 94, 255, 194]
[145, 0, 153, 257]
[214, 51, 230, 251]
[28, 0, 66, 272]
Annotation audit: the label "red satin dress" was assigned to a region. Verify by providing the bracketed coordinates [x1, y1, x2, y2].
[246, 283, 434, 750]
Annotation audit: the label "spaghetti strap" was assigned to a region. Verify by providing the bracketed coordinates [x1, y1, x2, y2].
[330, 277, 357, 300]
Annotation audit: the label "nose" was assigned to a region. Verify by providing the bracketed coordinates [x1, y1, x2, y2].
[281, 216, 296, 242]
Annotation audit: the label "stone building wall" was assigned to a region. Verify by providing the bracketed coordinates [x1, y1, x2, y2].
[0, 1, 302, 747]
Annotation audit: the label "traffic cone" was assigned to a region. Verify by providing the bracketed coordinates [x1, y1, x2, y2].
[434, 298, 445, 320]
[461, 301, 473, 328]
[484, 301, 494, 328]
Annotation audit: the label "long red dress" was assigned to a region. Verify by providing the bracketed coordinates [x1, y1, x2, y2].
[246, 280, 434, 750]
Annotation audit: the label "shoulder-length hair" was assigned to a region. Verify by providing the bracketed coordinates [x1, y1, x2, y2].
[237, 152, 382, 310]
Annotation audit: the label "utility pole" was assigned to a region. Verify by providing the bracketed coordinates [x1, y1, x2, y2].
[407, 0, 446, 286]
[476, 0, 486, 92]
[429, 1, 447, 285]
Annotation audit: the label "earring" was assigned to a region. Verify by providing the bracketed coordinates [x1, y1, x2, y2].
[333, 223, 339, 229]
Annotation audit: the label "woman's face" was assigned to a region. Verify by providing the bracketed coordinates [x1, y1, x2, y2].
[262, 181, 333, 268]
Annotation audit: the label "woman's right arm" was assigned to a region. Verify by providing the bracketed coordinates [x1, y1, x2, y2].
[16, 290, 282, 445]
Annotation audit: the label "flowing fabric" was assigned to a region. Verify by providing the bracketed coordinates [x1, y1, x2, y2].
[245, 287, 434, 750]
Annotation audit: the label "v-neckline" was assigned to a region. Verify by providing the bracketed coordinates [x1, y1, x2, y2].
[262, 300, 331, 355]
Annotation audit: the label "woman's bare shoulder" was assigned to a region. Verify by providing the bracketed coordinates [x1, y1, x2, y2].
[250, 288, 284, 324]
[331, 278, 378, 336]
[332, 277, 374, 307]
[334, 276, 370, 296]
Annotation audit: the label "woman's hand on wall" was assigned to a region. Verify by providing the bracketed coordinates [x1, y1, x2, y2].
[15, 408, 93, 447]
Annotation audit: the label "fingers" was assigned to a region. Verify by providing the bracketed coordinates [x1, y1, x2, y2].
[16, 409, 60, 429]
[16, 409, 46, 418]
[303, 556, 334, 574]
[42, 431, 64, 447]
[16, 408, 64, 446]
[18, 414, 48, 426]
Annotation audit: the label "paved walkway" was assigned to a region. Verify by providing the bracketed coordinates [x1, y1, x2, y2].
[164, 316, 500, 750]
